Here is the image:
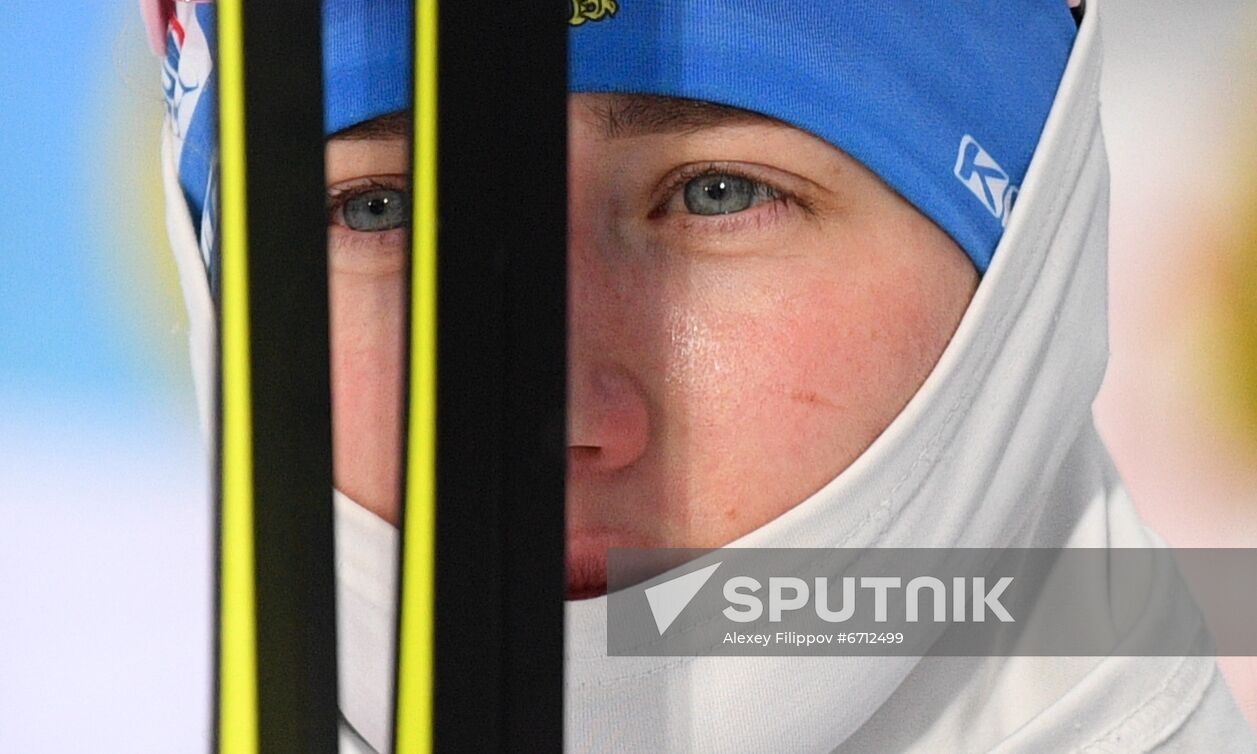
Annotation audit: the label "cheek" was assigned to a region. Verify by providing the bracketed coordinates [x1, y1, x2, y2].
[329, 274, 406, 414]
[660, 276, 876, 450]
[650, 269, 849, 485]
[652, 250, 965, 529]
[327, 263, 408, 522]
[784, 272, 945, 440]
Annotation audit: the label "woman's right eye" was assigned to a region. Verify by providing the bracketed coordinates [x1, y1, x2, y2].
[332, 187, 410, 232]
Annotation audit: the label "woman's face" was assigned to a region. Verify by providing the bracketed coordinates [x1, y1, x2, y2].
[322, 97, 979, 599]
[564, 95, 978, 597]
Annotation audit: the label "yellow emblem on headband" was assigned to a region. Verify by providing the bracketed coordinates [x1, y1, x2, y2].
[569, 0, 618, 26]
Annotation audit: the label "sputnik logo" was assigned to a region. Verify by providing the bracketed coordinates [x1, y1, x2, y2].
[644, 561, 722, 635]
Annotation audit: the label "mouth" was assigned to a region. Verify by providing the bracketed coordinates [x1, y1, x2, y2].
[566, 526, 619, 600]
[565, 547, 608, 600]
[566, 525, 666, 600]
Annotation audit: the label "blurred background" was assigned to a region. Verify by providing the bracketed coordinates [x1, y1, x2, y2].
[0, 3, 212, 752]
[1094, 0, 1257, 729]
[0, 1, 1253, 750]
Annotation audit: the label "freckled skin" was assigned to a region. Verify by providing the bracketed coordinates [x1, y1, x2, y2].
[565, 94, 978, 583]
[322, 99, 978, 593]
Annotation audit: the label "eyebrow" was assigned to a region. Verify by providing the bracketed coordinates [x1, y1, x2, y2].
[329, 111, 411, 141]
[589, 94, 780, 139]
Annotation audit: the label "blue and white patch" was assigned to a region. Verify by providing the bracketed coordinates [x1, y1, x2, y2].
[163, 3, 218, 276]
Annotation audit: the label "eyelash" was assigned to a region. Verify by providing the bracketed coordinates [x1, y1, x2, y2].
[650, 163, 802, 230]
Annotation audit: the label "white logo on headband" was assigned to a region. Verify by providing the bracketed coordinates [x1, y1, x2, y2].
[955, 135, 1018, 226]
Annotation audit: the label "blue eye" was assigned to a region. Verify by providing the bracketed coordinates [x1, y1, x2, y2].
[341, 188, 409, 231]
[682, 174, 776, 216]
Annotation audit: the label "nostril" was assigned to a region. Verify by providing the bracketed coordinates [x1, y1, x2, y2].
[568, 445, 601, 461]
[566, 445, 607, 480]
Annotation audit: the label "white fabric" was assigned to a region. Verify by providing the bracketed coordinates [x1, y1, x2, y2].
[160, 121, 216, 441]
[559, 5, 1256, 752]
[335, 489, 398, 754]
[337, 719, 377, 754]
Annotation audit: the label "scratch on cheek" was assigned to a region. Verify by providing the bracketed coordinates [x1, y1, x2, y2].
[789, 388, 839, 409]
[766, 381, 841, 411]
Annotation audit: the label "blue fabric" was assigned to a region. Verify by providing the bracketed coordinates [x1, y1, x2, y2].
[323, 0, 412, 135]
[569, 2, 1076, 271]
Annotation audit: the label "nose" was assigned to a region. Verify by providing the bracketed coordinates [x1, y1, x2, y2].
[567, 364, 649, 472]
[566, 143, 650, 473]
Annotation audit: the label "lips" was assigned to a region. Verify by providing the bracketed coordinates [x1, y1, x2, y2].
[566, 537, 610, 600]
[566, 526, 672, 599]
[566, 560, 608, 600]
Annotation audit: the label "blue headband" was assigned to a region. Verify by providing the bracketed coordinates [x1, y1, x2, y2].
[323, 0, 413, 135]
[569, 2, 1076, 271]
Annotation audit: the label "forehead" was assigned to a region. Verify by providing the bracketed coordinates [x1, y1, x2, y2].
[577, 94, 783, 139]
[333, 98, 785, 143]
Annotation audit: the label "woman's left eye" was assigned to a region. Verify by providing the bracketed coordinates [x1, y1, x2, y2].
[336, 188, 409, 231]
[682, 173, 779, 216]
